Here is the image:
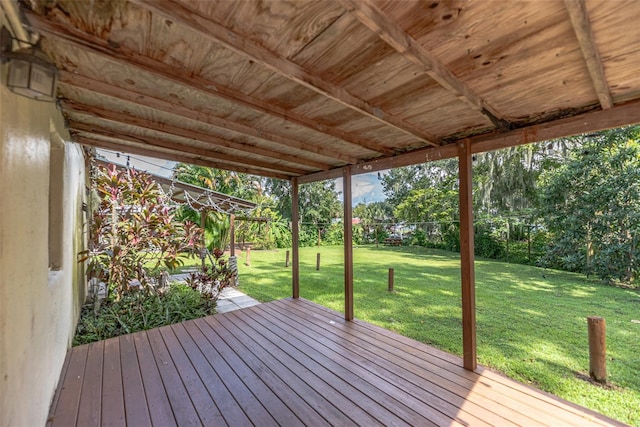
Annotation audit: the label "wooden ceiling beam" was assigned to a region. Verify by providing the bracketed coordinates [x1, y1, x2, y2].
[58, 71, 354, 165]
[68, 120, 308, 176]
[299, 99, 640, 184]
[564, 0, 613, 110]
[340, 0, 512, 131]
[61, 100, 317, 173]
[26, 10, 394, 156]
[132, 0, 439, 147]
[75, 135, 292, 180]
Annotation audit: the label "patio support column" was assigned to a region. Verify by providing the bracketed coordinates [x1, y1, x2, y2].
[291, 177, 300, 298]
[459, 139, 477, 371]
[229, 214, 235, 257]
[343, 166, 354, 321]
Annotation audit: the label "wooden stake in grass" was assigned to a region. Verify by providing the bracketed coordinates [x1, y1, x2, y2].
[285, 250, 290, 267]
[587, 316, 607, 383]
[245, 247, 251, 266]
[388, 268, 394, 292]
[316, 252, 321, 270]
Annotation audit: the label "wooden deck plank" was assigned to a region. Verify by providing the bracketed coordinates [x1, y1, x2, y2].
[159, 325, 227, 426]
[222, 310, 407, 426]
[76, 341, 104, 427]
[172, 321, 250, 427]
[201, 316, 355, 426]
[240, 305, 446, 427]
[187, 319, 305, 427]
[268, 299, 531, 426]
[49, 344, 89, 427]
[118, 334, 152, 426]
[47, 346, 72, 427]
[49, 298, 627, 427]
[289, 298, 626, 427]
[190, 318, 331, 427]
[209, 314, 368, 426]
[290, 298, 590, 426]
[185, 318, 279, 427]
[132, 331, 177, 427]
[145, 328, 202, 426]
[260, 301, 503, 426]
[101, 337, 126, 427]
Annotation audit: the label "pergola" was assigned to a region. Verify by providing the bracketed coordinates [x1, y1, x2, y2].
[18, 0, 640, 372]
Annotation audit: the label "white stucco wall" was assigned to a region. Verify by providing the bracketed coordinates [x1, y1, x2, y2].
[0, 45, 87, 427]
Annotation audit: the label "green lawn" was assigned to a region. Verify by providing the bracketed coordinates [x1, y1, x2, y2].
[235, 245, 640, 426]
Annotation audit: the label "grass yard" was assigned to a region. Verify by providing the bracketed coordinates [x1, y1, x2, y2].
[235, 245, 640, 426]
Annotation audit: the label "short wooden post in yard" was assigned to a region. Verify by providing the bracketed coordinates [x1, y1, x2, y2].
[316, 252, 321, 270]
[388, 268, 394, 292]
[588, 316, 607, 383]
[285, 250, 290, 267]
[245, 247, 251, 266]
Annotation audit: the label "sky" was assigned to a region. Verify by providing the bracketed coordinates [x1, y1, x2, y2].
[334, 171, 387, 205]
[96, 149, 387, 205]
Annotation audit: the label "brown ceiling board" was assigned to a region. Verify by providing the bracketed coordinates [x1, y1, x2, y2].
[586, 0, 640, 101]
[564, 0, 613, 110]
[57, 76, 342, 167]
[341, 0, 511, 130]
[62, 101, 317, 174]
[23, 0, 640, 182]
[27, 10, 395, 157]
[130, 0, 439, 147]
[68, 120, 308, 176]
[75, 135, 292, 180]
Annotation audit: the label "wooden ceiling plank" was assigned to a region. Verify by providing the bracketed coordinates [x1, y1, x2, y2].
[300, 99, 640, 184]
[26, 10, 394, 156]
[68, 120, 308, 176]
[564, 0, 614, 110]
[76, 136, 292, 180]
[132, 0, 439, 147]
[61, 98, 322, 172]
[59, 71, 353, 165]
[340, 0, 512, 131]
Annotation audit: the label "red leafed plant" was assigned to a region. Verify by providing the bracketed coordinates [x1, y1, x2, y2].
[80, 164, 203, 298]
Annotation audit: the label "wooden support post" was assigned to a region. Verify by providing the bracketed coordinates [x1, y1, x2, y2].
[245, 247, 251, 266]
[316, 253, 321, 270]
[459, 139, 477, 371]
[588, 316, 607, 383]
[230, 214, 236, 257]
[343, 166, 354, 321]
[201, 209, 207, 269]
[285, 250, 290, 267]
[292, 178, 300, 299]
[388, 268, 394, 292]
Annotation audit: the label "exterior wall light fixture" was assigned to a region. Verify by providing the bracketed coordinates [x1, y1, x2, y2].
[1, 26, 57, 102]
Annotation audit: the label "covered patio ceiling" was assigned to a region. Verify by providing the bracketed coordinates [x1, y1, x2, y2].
[20, 0, 640, 183]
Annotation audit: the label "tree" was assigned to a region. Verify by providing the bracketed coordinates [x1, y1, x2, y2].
[83, 165, 202, 297]
[538, 126, 640, 285]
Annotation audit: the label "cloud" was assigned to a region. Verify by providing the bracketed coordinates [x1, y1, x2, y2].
[335, 172, 386, 205]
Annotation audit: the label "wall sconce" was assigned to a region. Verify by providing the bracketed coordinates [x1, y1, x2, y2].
[1, 26, 57, 102]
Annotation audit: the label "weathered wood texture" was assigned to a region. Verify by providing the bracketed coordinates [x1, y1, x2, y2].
[24, 0, 640, 179]
[47, 299, 626, 427]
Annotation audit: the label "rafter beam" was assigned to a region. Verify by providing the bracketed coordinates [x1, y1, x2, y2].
[132, 0, 439, 147]
[62, 99, 320, 173]
[340, 0, 512, 131]
[75, 135, 292, 180]
[299, 99, 640, 184]
[68, 120, 308, 176]
[564, 0, 613, 110]
[58, 71, 354, 165]
[26, 10, 394, 155]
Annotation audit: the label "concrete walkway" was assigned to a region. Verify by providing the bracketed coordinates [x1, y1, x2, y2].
[170, 272, 260, 314]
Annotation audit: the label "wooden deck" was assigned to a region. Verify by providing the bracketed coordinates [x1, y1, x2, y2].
[48, 298, 626, 427]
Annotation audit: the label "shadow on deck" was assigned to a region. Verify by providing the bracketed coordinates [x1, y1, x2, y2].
[47, 298, 625, 426]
